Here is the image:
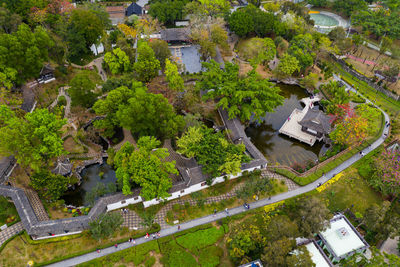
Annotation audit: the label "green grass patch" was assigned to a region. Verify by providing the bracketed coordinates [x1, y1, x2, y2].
[198, 245, 224, 267]
[175, 226, 225, 252]
[0, 196, 19, 226]
[316, 168, 383, 214]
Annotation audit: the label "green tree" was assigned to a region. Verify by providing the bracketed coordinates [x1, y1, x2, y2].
[165, 59, 184, 92]
[297, 197, 331, 238]
[275, 53, 300, 78]
[228, 224, 265, 261]
[148, 0, 187, 25]
[333, 0, 367, 17]
[0, 6, 22, 33]
[307, 0, 327, 7]
[0, 23, 53, 85]
[198, 0, 230, 16]
[67, 9, 104, 62]
[69, 71, 97, 108]
[89, 212, 123, 240]
[149, 39, 171, 70]
[342, 247, 400, 267]
[104, 48, 130, 74]
[239, 37, 276, 65]
[93, 85, 138, 137]
[227, 7, 254, 37]
[200, 60, 284, 122]
[116, 90, 184, 139]
[30, 169, 69, 201]
[264, 215, 299, 241]
[177, 126, 250, 178]
[210, 23, 228, 50]
[300, 73, 318, 91]
[288, 33, 316, 71]
[286, 246, 315, 267]
[0, 106, 66, 171]
[362, 201, 391, 232]
[261, 237, 296, 267]
[134, 42, 161, 83]
[114, 137, 176, 198]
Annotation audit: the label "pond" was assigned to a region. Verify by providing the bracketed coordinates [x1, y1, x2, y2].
[245, 84, 329, 167]
[62, 162, 117, 207]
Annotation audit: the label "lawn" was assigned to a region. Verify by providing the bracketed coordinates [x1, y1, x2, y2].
[78, 224, 228, 267]
[0, 226, 154, 267]
[316, 167, 383, 214]
[0, 196, 19, 226]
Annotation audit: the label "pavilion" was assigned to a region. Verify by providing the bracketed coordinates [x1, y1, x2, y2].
[52, 159, 73, 177]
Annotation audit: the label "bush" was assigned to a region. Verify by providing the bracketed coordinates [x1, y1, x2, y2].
[57, 95, 67, 106]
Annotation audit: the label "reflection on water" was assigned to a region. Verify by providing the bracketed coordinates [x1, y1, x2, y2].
[62, 163, 117, 207]
[245, 84, 328, 167]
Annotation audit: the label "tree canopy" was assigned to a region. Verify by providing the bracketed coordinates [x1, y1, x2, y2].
[165, 59, 184, 91]
[199, 60, 284, 122]
[177, 126, 250, 178]
[0, 23, 53, 88]
[0, 106, 66, 171]
[275, 53, 300, 78]
[69, 71, 97, 108]
[104, 48, 130, 75]
[114, 137, 176, 199]
[30, 169, 69, 201]
[116, 89, 184, 139]
[134, 42, 161, 83]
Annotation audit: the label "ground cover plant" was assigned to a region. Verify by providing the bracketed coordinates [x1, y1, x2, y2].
[0, 196, 19, 226]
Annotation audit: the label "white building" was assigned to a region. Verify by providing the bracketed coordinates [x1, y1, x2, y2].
[317, 214, 369, 263]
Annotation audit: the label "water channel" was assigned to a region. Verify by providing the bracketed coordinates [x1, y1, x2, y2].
[62, 162, 117, 207]
[245, 84, 328, 167]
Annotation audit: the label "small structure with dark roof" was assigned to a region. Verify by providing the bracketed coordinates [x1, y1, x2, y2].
[126, 2, 143, 16]
[38, 64, 55, 84]
[52, 159, 73, 177]
[299, 109, 332, 139]
[160, 28, 191, 44]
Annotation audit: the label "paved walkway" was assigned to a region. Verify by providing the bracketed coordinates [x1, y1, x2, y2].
[0, 222, 23, 247]
[47, 75, 391, 267]
[113, 129, 136, 151]
[49, 87, 72, 119]
[24, 189, 49, 221]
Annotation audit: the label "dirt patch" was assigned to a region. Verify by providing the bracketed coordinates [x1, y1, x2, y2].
[9, 165, 31, 189]
[63, 136, 85, 154]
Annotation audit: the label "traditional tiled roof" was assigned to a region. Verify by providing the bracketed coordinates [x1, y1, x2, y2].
[160, 28, 190, 42]
[299, 109, 331, 134]
[52, 159, 73, 176]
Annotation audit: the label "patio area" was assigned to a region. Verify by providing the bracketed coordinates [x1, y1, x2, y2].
[169, 45, 203, 73]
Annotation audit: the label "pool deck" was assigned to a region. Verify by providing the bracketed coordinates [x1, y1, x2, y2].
[278, 96, 321, 146]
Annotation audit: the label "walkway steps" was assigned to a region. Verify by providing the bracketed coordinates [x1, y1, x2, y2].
[24, 189, 49, 221]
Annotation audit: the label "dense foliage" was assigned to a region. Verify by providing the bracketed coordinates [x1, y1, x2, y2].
[0, 105, 66, 171]
[177, 126, 250, 178]
[89, 212, 123, 240]
[30, 169, 69, 201]
[200, 60, 284, 122]
[114, 137, 176, 199]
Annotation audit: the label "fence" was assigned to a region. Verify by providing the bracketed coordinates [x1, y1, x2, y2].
[331, 54, 400, 101]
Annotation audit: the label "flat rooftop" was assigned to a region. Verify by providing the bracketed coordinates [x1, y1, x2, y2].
[305, 242, 332, 267]
[320, 215, 368, 260]
[279, 108, 317, 146]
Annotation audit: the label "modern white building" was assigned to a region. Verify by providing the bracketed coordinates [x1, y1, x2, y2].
[317, 214, 369, 263]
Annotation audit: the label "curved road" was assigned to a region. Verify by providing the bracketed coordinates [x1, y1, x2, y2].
[47, 83, 390, 266]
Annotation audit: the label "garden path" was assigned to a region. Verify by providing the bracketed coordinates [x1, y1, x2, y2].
[23, 189, 49, 222]
[49, 86, 72, 119]
[69, 56, 107, 82]
[0, 222, 23, 248]
[113, 129, 136, 151]
[48, 75, 391, 267]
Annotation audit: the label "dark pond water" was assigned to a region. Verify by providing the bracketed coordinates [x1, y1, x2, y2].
[245, 83, 328, 167]
[62, 162, 117, 207]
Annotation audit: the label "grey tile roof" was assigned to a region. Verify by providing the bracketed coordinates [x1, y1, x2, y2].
[160, 28, 190, 42]
[299, 109, 332, 134]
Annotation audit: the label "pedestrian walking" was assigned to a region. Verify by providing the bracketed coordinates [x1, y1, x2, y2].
[152, 234, 156, 239]
[114, 243, 118, 248]
[178, 225, 181, 230]
[96, 249, 101, 253]
[129, 238, 132, 243]
[132, 240, 136, 245]
[213, 209, 217, 217]
[225, 208, 229, 215]
[157, 232, 161, 238]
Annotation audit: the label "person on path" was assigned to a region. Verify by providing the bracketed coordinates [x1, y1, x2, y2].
[152, 234, 156, 239]
[114, 244, 118, 248]
[96, 249, 101, 253]
[157, 232, 161, 238]
[132, 240, 136, 245]
[225, 208, 229, 215]
[213, 209, 217, 217]
[178, 225, 181, 230]
[129, 238, 132, 243]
